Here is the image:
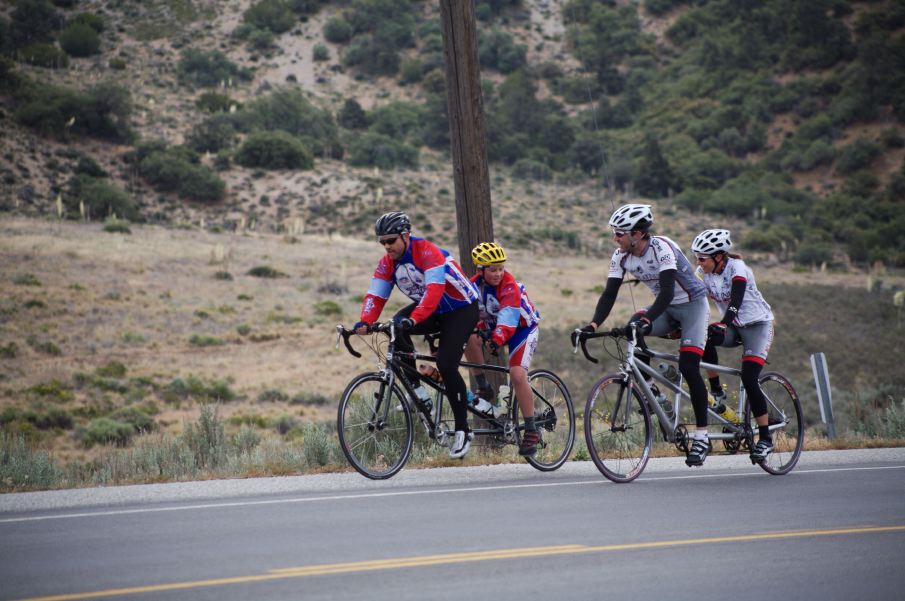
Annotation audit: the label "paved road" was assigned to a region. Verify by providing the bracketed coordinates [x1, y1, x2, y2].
[2, 449, 904, 601]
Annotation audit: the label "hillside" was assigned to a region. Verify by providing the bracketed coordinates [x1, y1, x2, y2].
[1, 0, 904, 265]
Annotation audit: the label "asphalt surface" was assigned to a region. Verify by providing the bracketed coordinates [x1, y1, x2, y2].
[1, 449, 904, 601]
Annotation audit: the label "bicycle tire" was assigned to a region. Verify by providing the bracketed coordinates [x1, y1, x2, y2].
[584, 374, 652, 483]
[337, 372, 413, 479]
[751, 372, 803, 475]
[518, 369, 576, 471]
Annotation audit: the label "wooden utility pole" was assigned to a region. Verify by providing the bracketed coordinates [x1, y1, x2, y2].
[439, 0, 505, 399]
[439, 0, 493, 278]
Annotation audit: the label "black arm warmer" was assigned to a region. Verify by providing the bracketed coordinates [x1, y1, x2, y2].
[643, 269, 676, 324]
[720, 278, 747, 324]
[591, 277, 623, 326]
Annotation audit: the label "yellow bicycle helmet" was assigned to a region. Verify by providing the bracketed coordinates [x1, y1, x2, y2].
[471, 242, 507, 266]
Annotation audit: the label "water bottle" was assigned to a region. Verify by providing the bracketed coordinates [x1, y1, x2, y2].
[466, 390, 476, 406]
[657, 362, 679, 383]
[413, 385, 433, 411]
[709, 391, 739, 424]
[497, 385, 511, 413]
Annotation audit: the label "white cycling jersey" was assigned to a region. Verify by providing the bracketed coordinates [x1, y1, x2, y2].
[608, 235, 705, 304]
[696, 257, 773, 326]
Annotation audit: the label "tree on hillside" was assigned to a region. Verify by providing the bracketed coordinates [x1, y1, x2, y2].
[635, 133, 675, 198]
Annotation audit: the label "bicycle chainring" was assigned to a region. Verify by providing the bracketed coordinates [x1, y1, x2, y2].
[674, 424, 690, 454]
[721, 426, 744, 454]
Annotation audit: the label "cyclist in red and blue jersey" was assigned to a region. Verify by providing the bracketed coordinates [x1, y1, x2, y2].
[354, 211, 480, 459]
[572, 204, 714, 467]
[463, 242, 542, 456]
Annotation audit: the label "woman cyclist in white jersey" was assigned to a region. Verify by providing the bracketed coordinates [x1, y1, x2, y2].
[692, 229, 776, 464]
[573, 204, 714, 467]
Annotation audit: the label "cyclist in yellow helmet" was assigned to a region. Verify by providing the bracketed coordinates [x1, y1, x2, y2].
[463, 242, 543, 456]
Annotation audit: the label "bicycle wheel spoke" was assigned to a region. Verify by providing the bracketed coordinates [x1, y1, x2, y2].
[522, 370, 575, 471]
[584, 375, 651, 483]
[754, 373, 803, 475]
[337, 374, 414, 479]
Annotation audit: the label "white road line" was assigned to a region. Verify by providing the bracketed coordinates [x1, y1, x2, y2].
[1, 464, 903, 524]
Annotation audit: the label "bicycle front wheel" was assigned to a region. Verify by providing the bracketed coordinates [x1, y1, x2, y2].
[519, 369, 575, 471]
[584, 374, 651, 483]
[337, 372, 413, 479]
[754, 372, 803, 475]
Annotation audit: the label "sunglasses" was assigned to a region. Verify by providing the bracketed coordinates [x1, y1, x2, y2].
[696, 255, 712, 262]
[613, 230, 630, 238]
[378, 236, 400, 246]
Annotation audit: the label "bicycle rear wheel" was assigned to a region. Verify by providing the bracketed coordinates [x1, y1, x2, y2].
[337, 372, 413, 479]
[752, 372, 803, 475]
[584, 374, 651, 483]
[518, 369, 575, 471]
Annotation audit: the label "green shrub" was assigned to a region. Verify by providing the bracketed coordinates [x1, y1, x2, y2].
[66, 175, 138, 221]
[103, 219, 131, 234]
[59, 22, 100, 57]
[235, 88, 341, 158]
[80, 417, 134, 448]
[195, 91, 235, 113]
[26, 336, 61, 356]
[13, 273, 41, 286]
[337, 98, 369, 129]
[348, 132, 418, 169]
[243, 0, 294, 34]
[14, 81, 133, 143]
[189, 334, 225, 347]
[177, 48, 248, 88]
[109, 407, 155, 433]
[235, 130, 314, 170]
[323, 17, 352, 43]
[312, 43, 329, 62]
[16, 42, 69, 68]
[186, 115, 237, 153]
[0, 432, 63, 490]
[0, 342, 18, 358]
[96, 361, 127, 378]
[835, 137, 881, 175]
[180, 404, 227, 468]
[368, 101, 424, 141]
[28, 379, 73, 402]
[70, 12, 105, 33]
[313, 299, 342, 317]
[214, 271, 233, 281]
[138, 145, 225, 203]
[247, 265, 289, 278]
[9, 0, 63, 48]
[512, 158, 552, 181]
[258, 389, 289, 402]
[108, 57, 126, 70]
[302, 422, 331, 467]
[794, 239, 835, 266]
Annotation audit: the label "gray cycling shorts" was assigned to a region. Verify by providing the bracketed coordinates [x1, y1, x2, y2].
[721, 320, 774, 362]
[647, 296, 710, 352]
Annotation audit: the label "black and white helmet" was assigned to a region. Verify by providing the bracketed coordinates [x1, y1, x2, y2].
[374, 211, 411, 236]
[609, 204, 653, 232]
[692, 229, 732, 254]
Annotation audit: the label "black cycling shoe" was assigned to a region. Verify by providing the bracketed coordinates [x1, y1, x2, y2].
[685, 438, 711, 467]
[519, 430, 541, 456]
[750, 438, 773, 464]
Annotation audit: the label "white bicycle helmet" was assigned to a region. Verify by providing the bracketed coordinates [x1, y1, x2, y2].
[692, 229, 732, 254]
[609, 204, 653, 231]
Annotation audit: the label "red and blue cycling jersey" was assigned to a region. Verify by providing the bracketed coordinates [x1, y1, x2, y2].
[471, 270, 540, 347]
[360, 236, 479, 325]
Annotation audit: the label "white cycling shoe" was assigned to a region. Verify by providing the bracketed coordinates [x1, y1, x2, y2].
[449, 430, 474, 459]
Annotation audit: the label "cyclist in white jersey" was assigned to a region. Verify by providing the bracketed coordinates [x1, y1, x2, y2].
[573, 204, 714, 467]
[692, 229, 776, 463]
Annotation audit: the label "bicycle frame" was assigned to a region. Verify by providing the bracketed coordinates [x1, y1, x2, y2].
[337, 323, 528, 444]
[584, 327, 790, 443]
